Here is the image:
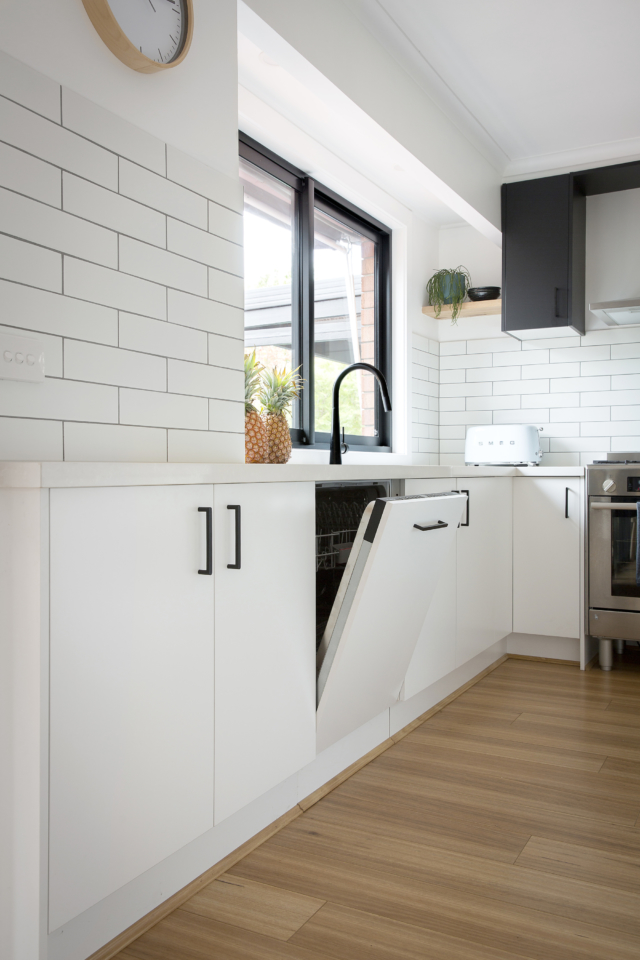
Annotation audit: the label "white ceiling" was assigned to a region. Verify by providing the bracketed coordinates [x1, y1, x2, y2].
[346, 0, 640, 178]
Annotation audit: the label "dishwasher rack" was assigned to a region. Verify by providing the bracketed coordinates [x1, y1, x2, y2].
[315, 481, 393, 646]
[316, 528, 359, 571]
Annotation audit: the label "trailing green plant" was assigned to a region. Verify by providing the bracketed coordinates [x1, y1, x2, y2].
[426, 266, 472, 322]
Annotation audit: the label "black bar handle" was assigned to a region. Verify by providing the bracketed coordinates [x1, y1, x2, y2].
[227, 504, 241, 570]
[198, 507, 212, 575]
[565, 486, 569, 519]
[460, 489, 470, 526]
[414, 520, 448, 532]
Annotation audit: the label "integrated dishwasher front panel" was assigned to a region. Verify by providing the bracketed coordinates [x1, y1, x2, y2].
[316, 491, 466, 752]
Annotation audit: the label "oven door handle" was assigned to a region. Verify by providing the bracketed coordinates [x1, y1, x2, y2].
[591, 503, 639, 510]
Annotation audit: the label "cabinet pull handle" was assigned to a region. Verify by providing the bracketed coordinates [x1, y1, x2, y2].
[460, 489, 470, 526]
[565, 486, 569, 519]
[414, 521, 448, 532]
[227, 504, 241, 570]
[554, 287, 567, 319]
[198, 507, 212, 575]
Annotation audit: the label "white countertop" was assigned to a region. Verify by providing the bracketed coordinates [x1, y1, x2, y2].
[0, 461, 585, 489]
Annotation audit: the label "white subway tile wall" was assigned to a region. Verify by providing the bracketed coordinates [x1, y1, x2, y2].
[411, 333, 440, 464]
[416, 331, 640, 466]
[0, 52, 243, 462]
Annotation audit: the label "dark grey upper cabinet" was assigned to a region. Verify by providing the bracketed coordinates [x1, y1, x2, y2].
[501, 174, 585, 335]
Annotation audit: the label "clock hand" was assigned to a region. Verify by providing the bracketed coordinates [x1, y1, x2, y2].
[147, 0, 157, 11]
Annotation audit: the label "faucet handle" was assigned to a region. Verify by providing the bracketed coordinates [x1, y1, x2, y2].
[340, 427, 349, 456]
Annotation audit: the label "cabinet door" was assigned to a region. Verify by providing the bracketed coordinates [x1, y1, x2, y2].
[403, 478, 458, 698]
[49, 485, 214, 931]
[213, 482, 316, 823]
[513, 478, 580, 638]
[502, 174, 585, 335]
[456, 477, 513, 666]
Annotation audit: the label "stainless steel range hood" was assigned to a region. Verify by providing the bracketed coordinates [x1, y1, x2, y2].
[589, 297, 640, 326]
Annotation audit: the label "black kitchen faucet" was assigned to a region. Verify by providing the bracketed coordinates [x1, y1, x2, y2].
[329, 363, 392, 464]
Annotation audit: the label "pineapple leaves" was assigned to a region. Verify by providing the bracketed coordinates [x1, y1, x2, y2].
[258, 365, 304, 416]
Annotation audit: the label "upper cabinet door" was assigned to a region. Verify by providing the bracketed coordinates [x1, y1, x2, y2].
[49, 485, 214, 932]
[213, 482, 316, 824]
[502, 174, 585, 335]
[513, 478, 581, 638]
[316, 493, 467, 753]
[456, 477, 513, 667]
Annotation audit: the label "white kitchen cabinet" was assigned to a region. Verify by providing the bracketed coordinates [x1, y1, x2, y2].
[455, 477, 513, 666]
[213, 482, 316, 823]
[49, 485, 215, 931]
[513, 477, 581, 638]
[403, 478, 458, 697]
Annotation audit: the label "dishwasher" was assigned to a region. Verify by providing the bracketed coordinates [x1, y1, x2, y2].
[315, 481, 467, 751]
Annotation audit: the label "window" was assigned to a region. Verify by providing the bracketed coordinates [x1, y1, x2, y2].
[240, 133, 392, 451]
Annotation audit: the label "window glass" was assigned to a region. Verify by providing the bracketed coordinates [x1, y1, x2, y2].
[314, 207, 377, 437]
[240, 158, 297, 422]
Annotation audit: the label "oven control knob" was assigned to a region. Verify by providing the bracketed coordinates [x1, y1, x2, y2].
[603, 478, 616, 493]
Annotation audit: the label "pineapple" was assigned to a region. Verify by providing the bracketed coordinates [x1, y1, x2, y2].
[259, 366, 303, 464]
[244, 351, 268, 464]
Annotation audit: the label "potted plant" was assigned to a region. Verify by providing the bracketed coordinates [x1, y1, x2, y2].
[426, 266, 472, 322]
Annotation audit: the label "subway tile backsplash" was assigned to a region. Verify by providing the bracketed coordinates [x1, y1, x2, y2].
[3, 53, 638, 470]
[0, 51, 243, 463]
[414, 329, 640, 466]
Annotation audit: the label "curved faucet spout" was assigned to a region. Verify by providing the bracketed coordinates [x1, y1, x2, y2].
[330, 362, 392, 464]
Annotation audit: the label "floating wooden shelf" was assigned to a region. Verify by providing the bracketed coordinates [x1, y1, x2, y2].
[422, 299, 502, 320]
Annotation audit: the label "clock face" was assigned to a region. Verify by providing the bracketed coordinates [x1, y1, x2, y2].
[107, 0, 188, 65]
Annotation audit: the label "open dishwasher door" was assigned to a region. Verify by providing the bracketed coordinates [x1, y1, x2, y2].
[316, 491, 466, 752]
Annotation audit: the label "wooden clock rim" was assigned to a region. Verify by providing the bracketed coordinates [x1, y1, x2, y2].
[82, 0, 194, 74]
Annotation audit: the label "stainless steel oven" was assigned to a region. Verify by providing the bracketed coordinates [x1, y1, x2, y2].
[588, 461, 640, 667]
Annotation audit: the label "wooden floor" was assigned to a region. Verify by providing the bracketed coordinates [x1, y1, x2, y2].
[119, 654, 640, 960]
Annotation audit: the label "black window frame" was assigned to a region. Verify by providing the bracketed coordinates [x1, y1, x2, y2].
[239, 132, 392, 452]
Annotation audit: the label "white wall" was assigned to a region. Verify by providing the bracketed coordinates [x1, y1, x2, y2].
[0, 0, 239, 179]
[0, 52, 245, 463]
[438, 224, 502, 289]
[586, 187, 640, 306]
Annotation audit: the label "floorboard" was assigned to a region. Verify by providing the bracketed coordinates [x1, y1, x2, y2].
[117, 658, 640, 960]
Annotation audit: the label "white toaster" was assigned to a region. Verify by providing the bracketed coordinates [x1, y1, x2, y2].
[465, 424, 542, 466]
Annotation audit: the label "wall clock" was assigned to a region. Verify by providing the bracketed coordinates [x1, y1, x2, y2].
[82, 0, 194, 74]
